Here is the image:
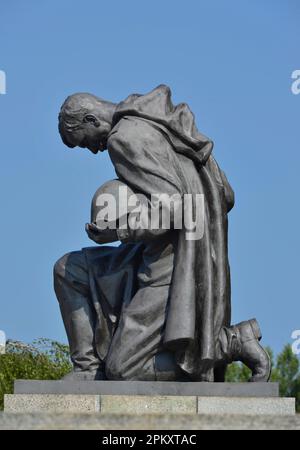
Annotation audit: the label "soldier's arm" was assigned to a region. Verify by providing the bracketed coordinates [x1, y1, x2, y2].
[107, 118, 183, 242]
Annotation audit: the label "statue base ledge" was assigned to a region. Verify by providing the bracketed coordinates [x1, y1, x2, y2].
[14, 380, 279, 397]
[3, 380, 294, 416]
[4, 394, 295, 415]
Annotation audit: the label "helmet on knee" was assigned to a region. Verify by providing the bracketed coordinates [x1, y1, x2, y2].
[91, 179, 136, 228]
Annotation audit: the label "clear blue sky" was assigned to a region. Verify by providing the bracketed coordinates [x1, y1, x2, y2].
[0, 0, 299, 355]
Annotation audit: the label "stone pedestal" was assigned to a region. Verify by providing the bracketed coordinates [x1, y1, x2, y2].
[4, 380, 295, 416]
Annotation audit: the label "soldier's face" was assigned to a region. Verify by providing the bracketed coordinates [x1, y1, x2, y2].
[63, 119, 111, 154]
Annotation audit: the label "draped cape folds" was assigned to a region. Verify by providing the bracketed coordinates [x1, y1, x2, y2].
[108, 85, 234, 380]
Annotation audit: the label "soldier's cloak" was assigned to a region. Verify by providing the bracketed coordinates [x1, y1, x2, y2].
[105, 85, 234, 380]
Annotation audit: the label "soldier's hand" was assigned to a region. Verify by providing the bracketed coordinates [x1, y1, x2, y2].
[85, 223, 118, 244]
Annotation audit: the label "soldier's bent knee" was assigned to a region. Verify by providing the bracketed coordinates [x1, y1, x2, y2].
[53, 252, 72, 280]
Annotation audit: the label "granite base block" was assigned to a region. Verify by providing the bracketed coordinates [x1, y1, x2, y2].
[101, 395, 197, 414]
[1, 412, 300, 430]
[197, 396, 295, 416]
[4, 394, 295, 415]
[14, 380, 279, 397]
[4, 394, 100, 413]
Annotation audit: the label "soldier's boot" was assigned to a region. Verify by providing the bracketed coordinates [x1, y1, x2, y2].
[219, 318, 271, 382]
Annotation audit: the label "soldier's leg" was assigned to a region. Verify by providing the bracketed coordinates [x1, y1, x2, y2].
[53, 250, 104, 375]
[105, 284, 185, 381]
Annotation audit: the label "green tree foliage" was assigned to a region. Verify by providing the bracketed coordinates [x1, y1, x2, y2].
[0, 339, 71, 410]
[226, 344, 300, 412]
[271, 344, 300, 410]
